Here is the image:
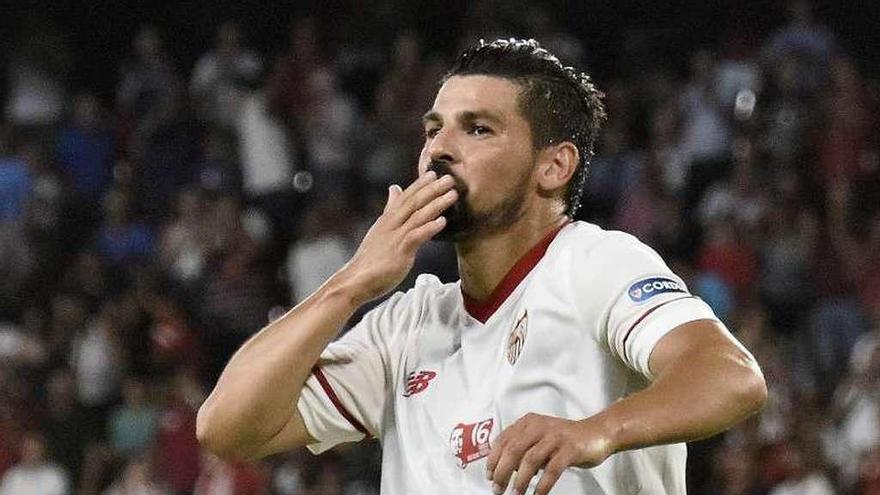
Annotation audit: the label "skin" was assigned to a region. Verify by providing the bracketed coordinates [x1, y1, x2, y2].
[196, 75, 767, 494]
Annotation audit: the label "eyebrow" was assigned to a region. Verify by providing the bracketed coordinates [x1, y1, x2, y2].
[421, 109, 504, 126]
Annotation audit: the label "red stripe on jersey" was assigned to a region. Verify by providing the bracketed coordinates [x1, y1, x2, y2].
[311, 365, 371, 437]
[621, 295, 696, 361]
[463, 219, 571, 323]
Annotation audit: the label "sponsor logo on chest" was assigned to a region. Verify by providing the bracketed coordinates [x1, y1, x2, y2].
[449, 418, 493, 468]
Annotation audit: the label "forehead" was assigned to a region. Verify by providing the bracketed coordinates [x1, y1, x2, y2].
[430, 75, 523, 119]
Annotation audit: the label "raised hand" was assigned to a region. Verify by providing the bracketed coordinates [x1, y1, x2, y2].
[339, 170, 458, 306]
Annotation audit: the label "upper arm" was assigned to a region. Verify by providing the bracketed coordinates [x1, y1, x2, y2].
[649, 320, 767, 397]
[648, 319, 763, 386]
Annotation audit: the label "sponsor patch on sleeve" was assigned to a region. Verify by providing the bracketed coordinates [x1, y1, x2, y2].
[628, 277, 687, 303]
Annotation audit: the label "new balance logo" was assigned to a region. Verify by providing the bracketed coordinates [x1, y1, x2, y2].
[402, 370, 437, 397]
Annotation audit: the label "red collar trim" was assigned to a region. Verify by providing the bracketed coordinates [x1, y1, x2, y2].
[462, 220, 571, 323]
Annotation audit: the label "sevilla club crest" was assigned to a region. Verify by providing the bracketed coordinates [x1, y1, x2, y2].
[449, 419, 494, 468]
[507, 310, 528, 365]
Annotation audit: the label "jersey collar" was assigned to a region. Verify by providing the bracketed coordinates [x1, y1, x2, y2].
[462, 219, 571, 323]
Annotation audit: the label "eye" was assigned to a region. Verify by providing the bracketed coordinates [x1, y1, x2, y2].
[424, 126, 441, 139]
[469, 124, 493, 137]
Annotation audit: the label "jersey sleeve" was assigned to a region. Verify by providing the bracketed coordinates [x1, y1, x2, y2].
[572, 232, 719, 380]
[296, 290, 412, 454]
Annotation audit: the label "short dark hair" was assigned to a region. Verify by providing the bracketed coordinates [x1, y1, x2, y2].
[444, 38, 606, 217]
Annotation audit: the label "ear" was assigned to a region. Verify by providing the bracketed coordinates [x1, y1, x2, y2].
[535, 142, 579, 197]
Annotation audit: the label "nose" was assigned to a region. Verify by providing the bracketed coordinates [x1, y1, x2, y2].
[426, 127, 458, 165]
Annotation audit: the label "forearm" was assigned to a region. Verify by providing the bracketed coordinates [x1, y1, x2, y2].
[196, 269, 363, 455]
[197, 171, 454, 457]
[596, 344, 766, 454]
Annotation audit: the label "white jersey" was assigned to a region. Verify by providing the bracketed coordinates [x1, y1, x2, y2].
[297, 221, 729, 494]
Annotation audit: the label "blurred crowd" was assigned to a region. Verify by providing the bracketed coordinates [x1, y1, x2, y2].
[0, 0, 879, 493]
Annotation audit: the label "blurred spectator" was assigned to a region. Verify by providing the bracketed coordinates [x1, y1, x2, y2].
[236, 91, 297, 239]
[55, 92, 115, 203]
[767, 439, 836, 495]
[154, 368, 205, 493]
[265, 17, 323, 151]
[198, 127, 243, 194]
[190, 20, 262, 128]
[361, 32, 433, 205]
[586, 112, 643, 226]
[286, 197, 355, 303]
[47, 293, 89, 366]
[199, 193, 273, 375]
[523, 6, 585, 65]
[806, 298, 868, 397]
[43, 368, 102, 489]
[0, 128, 33, 223]
[14, 142, 69, 293]
[859, 449, 880, 495]
[614, 149, 682, 252]
[94, 188, 155, 267]
[193, 452, 269, 495]
[0, 406, 19, 483]
[712, 442, 761, 495]
[831, 316, 880, 486]
[762, 0, 837, 95]
[697, 217, 758, 310]
[3, 17, 71, 128]
[158, 188, 208, 286]
[58, 249, 108, 309]
[104, 455, 170, 495]
[297, 452, 345, 495]
[0, 318, 46, 369]
[679, 49, 731, 171]
[108, 376, 159, 457]
[697, 136, 769, 233]
[827, 181, 880, 315]
[0, 220, 35, 316]
[299, 67, 360, 186]
[138, 84, 203, 222]
[146, 295, 205, 375]
[0, 431, 68, 495]
[757, 173, 817, 335]
[116, 25, 182, 161]
[70, 300, 124, 415]
[817, 57, 878, 183]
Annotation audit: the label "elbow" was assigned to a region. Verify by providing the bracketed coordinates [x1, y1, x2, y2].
[738, 361, 769, 417]
[196, 401, 242, 461]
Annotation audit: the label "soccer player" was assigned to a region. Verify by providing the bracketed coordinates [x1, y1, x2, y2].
[197, 38, 767, 494]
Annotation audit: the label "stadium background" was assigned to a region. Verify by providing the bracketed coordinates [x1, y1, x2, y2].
[1, 0, 879, 493]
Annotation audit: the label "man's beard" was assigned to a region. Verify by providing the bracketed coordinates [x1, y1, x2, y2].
[427, 161, 531, 243]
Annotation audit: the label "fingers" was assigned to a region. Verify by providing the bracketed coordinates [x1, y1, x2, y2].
[488, 419, 541, 494]
[387, 171, 456, 226]
[385, 170, 436, 213]
[401, 216, 447, 251]
[511, 440, 557, 495]
[383, 184, 403, 213]
[534, 457, 568, 495]
[403, 188, 458, 231]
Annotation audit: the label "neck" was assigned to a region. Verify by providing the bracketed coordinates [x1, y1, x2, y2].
[456, 212, 569, 301]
